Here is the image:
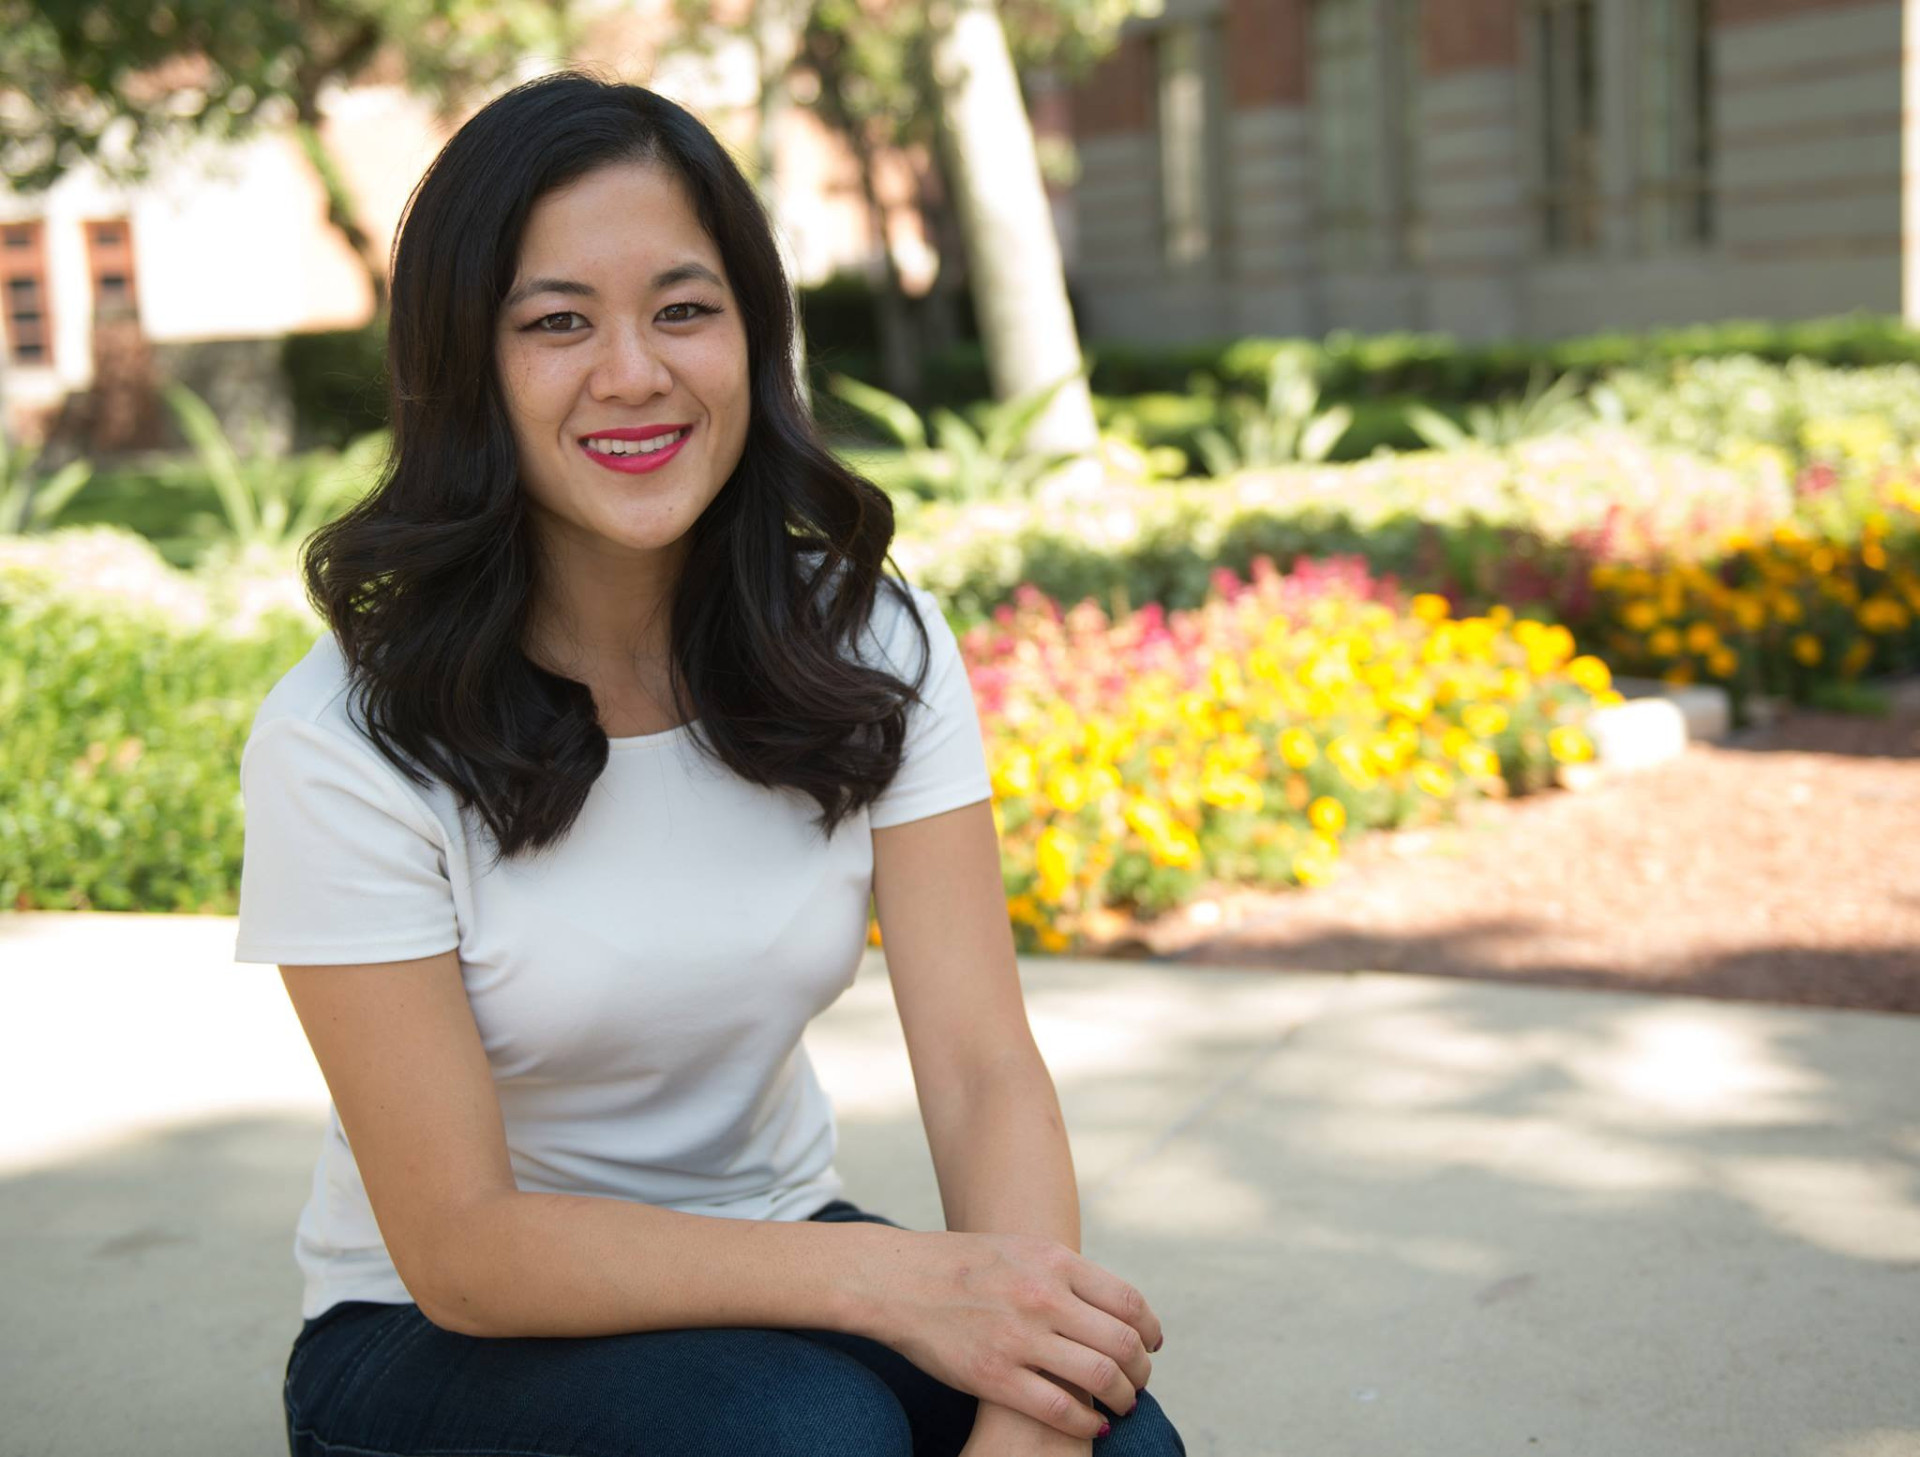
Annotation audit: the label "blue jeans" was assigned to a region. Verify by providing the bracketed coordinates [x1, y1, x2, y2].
[283, 1197, 1187, 1456]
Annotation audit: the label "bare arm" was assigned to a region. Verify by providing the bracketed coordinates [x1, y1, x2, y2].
[279, 948, 910, 1340]
[871, 800, 1159, 1441]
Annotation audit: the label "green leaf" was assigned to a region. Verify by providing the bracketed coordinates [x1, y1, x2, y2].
[1299, 405, 1354, 464]
[1404, 404, 1469, 451]
[825, 373, 928, 450]
[162, 383, 258, 542]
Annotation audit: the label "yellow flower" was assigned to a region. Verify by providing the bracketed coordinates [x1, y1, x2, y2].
[1412, 761, 1455, 797]
[1410, 592, 1453, 623]
[1791, 633, 1823, 666]
[1200, 769, 1265, 813]
[1462, 703, 1509, 738]
[1278, 726, 1319, 768]
[1292, 841, 1338, 887]
[1707, 646, 1739, 679]
[1684, 621, 1720, 655]
[1649, 626, 1682, 658]
[1459, 744, 1501, 779]
[1662, 663, 1697, 686]
[1383, 685, 1434, 720]
[1152, 826, 1202, 869]
[1840, 639, 1873, 677]
[1044, 766, 1087, 813]
[1547, 726, 1593, 764]
[1566, 655, 1612, 695]
[1860, 597, 1912, 633]
[1037, 926, 1071, 953]
[1307, 796, 1346, 836]
[993, 745, 1037, 797]
[1036, 825, 1078, 898]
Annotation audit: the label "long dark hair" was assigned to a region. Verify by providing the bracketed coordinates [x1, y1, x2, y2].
[300, 68, 933, 864]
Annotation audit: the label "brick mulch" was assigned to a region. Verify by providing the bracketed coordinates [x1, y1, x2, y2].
[1098, 679, 1920, 1015]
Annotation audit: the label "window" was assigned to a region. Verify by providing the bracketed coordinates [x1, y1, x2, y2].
[1311, 0, 1423, 269]
[1531, 0, 1603, 254]
[0, 221, 53, 367]
[1156, 19, 1226, 268]
[85, 217, 141, 324]
[1635, 0, 1712, 247]
[1387, 0, 1425, 265]
[1311, 0, 1379, 264]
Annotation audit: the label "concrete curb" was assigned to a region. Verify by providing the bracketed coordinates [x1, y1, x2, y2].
[1574, 675, 1797, 782]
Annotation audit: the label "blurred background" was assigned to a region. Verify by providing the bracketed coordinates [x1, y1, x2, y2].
[5, 7, 1920, 1453]
[1, 0, 1915, 1008]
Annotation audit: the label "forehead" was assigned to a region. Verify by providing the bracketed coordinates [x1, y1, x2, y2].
[515, 161, 723, 280]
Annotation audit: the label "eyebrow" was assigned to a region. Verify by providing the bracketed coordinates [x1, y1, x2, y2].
[502, 261, 726, 311]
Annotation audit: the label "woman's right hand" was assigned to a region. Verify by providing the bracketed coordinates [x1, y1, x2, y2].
[864, 1229, 1164, 1441]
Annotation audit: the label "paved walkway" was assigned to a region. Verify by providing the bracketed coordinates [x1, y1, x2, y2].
[3, 911, 1917, 1456]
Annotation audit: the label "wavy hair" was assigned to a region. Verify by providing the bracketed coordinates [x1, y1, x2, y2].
[299, 69, 932, 864]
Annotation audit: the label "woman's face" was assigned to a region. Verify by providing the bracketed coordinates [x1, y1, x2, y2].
[495, 160, 750, 567]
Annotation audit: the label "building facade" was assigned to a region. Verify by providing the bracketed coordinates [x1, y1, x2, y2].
[1064, 0, 1917, 343]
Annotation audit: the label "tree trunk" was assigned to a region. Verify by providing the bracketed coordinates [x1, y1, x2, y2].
[913, 140, 968, 362]
[923, 0, 1099, 478]
[293, 116, 387, 319]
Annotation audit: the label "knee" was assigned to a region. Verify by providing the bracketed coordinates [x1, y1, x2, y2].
[763, 1356, 914, 1457]
[1095, 1388, 1188, 1457]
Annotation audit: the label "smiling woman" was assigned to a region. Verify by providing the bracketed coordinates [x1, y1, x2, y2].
[492, 161, 753, 712]
[237, 67, 1185, 1457]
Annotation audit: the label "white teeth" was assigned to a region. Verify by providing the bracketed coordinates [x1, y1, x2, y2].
[586, 428, 688, 456]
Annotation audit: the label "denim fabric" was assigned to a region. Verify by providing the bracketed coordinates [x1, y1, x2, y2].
[281, 1198, 1186, 1456]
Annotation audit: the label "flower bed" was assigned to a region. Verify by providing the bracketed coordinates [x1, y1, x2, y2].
[1574, 484, 1920, 718]
[867, 552, 1618, 955]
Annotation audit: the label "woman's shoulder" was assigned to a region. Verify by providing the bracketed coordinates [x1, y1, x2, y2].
[245, 629, 428, 784]
[250, 628, 354, 737]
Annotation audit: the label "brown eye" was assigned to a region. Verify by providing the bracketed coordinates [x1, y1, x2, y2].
[529, 311, 585, 333]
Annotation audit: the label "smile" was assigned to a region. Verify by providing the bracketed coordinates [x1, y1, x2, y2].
[579, 426, 692, 473]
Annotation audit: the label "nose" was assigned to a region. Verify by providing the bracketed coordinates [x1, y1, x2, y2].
[588, 319, 675, 404]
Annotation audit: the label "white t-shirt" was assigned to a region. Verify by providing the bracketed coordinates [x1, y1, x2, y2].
[233, 567, 993, 1321]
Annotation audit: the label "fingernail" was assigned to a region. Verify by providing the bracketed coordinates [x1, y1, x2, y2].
[1098, 1421, 1112, 1437]
[1151, 1335, 1164, 1352]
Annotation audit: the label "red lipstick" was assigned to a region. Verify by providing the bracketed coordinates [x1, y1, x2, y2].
[579, 423, 694, 474]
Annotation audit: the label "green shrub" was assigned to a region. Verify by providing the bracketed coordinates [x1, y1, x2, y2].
[0, 529, 316, 912]
[884, 311, 1920, 418]
[283, 323, 388, 450]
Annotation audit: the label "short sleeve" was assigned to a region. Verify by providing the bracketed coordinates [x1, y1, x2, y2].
[233, 714, 461, 965]
[866, 585, 994, 829]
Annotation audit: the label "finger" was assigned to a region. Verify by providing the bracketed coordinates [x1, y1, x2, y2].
[1064, 1257, 1163, 1355]
[1031, 1330, 1141, 1418]
[1053, 1301, 1154, 1394]
[994, 1363, 1109, 1441]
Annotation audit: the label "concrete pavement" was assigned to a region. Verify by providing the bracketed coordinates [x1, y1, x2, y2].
[2, 910, 1917, 1456]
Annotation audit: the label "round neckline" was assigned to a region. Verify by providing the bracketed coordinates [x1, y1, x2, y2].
[605, 717, 700, 751]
